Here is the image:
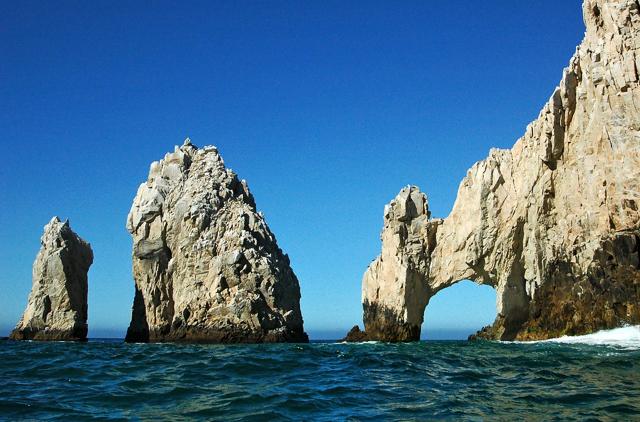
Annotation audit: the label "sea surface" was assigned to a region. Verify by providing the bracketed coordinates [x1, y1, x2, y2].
[1, 326, 639, 421]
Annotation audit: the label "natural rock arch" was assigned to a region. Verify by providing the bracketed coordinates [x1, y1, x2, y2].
[421, 280, 497, 339]
[359, 186, 529, 341]
[348, 0, 640, 342]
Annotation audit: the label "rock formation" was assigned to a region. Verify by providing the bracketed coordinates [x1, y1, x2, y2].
[341, 325, 371, 342]
[358, 186, 440, 342]
[125, 139, 308, 343]
[10, 217, 93, 341]
[350, 0, 640, 342]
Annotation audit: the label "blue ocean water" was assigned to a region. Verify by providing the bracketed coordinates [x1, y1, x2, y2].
[1, 328, 639, 421]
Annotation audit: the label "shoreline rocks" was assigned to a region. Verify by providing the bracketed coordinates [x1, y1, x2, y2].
[10, 217, 93, 341]
[350, 0, 640, 342]
[125, 139, 308, 343]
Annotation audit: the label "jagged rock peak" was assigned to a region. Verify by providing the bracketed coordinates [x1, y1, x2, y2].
[125, 140, 308, 343]
[351, 0, 640, 342]
[383, 185, 431, 224]
[10, 217, 93, 341]
[359, 186, 441, 342]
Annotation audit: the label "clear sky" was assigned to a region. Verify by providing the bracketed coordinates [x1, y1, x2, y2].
[0, 1, 585, 340]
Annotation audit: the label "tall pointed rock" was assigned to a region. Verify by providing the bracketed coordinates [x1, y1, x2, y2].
[11, 217, 93, 341]
[361, 186, 440, 341]
[125, 139, 307, 343]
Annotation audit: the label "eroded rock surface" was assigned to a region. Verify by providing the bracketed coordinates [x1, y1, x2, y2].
[125, 139, 307, 343]
[11, 217, 93, 341]
[361, 186, 440, 341]
[353, 0, 640, 342]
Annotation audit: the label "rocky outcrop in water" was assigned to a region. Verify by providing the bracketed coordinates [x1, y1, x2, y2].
[125, 139, 308, 343]
[359, 186, 440, 342]
[342, 325, 372, 342]
[10, 217, 93, 341]
[351, 0, 640, 342]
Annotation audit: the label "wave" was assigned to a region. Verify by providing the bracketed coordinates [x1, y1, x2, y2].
[525, 325, 640, 349]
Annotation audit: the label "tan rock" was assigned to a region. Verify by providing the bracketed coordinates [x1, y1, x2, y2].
[361, 186, 440, 341]
[125, 139, 308, 343]
[356, 0, 640, 341]
[10, 217, 93, 341]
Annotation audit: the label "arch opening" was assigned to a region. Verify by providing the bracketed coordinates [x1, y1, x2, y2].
[421, 280, 497, 340]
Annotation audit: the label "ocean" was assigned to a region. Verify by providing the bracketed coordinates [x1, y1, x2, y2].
[1, 326, 639, 421]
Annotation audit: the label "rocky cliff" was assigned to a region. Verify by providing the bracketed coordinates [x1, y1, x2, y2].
[11, 217, 93, 341]
[349, 0, 640, 342]
[125, 139, 307, 343]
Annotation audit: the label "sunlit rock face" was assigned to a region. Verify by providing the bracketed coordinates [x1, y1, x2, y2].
[125, 139, 307, 343]
[11, 217, 93, 341]
[360, 186, 440, 341]
[352, 0, 640, 342]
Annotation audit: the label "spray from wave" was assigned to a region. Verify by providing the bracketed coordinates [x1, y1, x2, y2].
[523, 325, 640, 349]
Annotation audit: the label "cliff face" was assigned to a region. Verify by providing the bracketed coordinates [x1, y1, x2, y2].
[125, 139, 308, 343]
[353, 0, 640, 342]
[11, 217, 93, 341]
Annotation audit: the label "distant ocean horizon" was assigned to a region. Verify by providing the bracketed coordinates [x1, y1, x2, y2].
[0, 327, 485, 341]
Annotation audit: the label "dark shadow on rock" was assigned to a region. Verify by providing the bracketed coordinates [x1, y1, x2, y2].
[124, 287, 150, 343]
[341, 325, 370, 342]
[363, 300, 421, 342]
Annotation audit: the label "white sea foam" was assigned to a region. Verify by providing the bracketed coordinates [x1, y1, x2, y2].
[525, 325, 640, 349]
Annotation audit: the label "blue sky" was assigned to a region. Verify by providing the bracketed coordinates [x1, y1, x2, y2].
[0, 1, 585, 340]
